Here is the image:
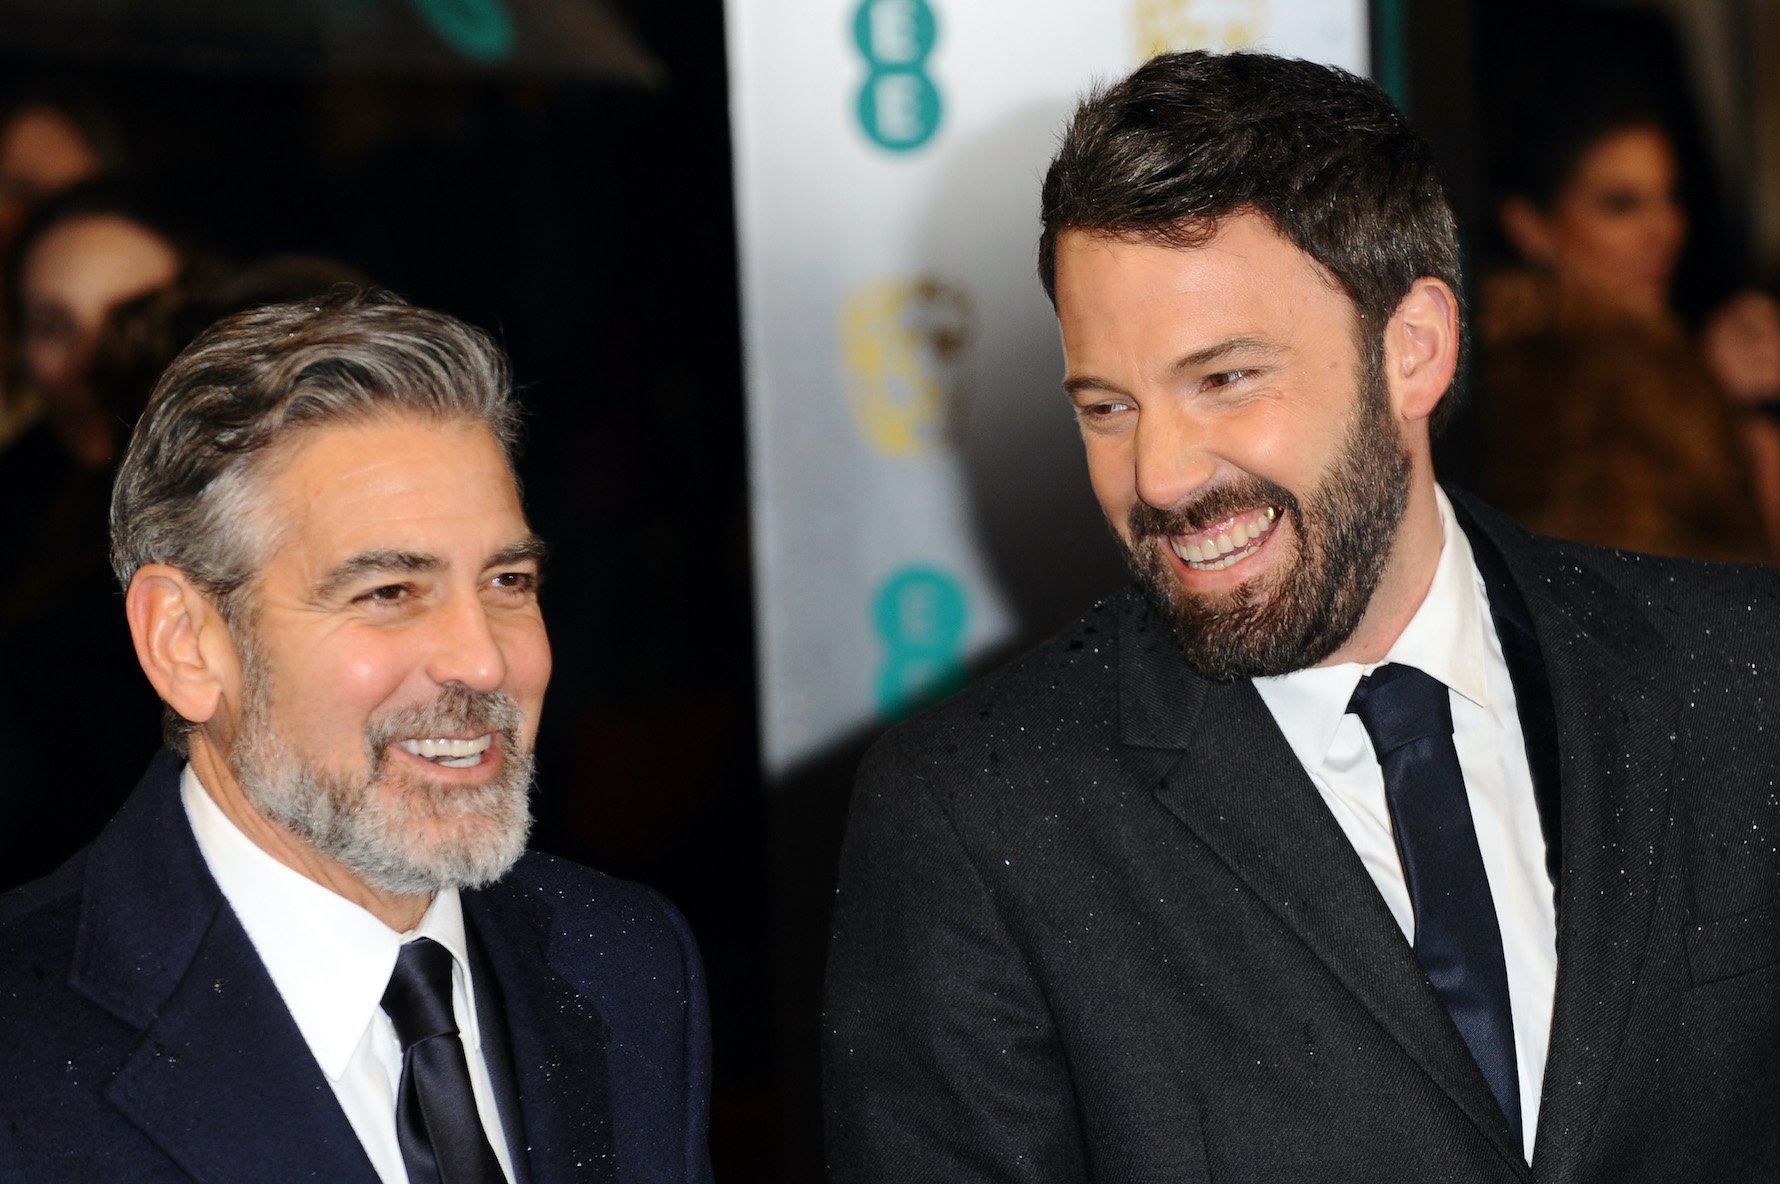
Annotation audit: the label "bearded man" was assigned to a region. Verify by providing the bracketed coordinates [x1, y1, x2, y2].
[823, 51, 1780, 1183]
[0, 289, 713, 1184]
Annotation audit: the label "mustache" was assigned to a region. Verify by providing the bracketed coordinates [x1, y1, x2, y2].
[366, 683, 525, 751]
[1127, 476, 1300, 540]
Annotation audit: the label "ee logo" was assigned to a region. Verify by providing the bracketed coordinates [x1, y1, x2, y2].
[408, 0, 515, 61]
[853, 0, 942, 151]
[873, 566, 969, 720]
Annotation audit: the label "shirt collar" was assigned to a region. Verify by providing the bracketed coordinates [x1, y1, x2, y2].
[1253, 487, 1495, 767]
[180, 766, 478, 1080]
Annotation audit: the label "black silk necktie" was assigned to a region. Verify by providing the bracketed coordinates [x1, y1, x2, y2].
[1348, 663, 1523, 1143]
[381, 938, 507, 1184]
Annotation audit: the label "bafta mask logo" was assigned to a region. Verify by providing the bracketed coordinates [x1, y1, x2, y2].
[841, 277, 974, 456]
[1134, 0, 1268, 57]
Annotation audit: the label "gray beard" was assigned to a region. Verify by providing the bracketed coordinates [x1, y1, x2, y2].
[229, 643, 534, 898]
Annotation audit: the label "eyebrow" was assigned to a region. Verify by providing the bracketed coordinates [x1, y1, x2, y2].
[312, 534, 549, 601]
[1062, 334, 1286, 399]
[488, 535, 550, 571]
[1167, 335, 1284, 375]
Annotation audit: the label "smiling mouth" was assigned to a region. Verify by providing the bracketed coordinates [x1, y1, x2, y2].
[398, 734, 494, 768]
[1168, 505, 1279, 571]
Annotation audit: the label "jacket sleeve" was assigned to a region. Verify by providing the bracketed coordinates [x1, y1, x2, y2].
[822, 737, 1090, 1182]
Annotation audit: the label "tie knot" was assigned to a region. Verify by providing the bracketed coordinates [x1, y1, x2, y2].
[381, 937, 459, 1051]
[1346, 662, 1454, 755]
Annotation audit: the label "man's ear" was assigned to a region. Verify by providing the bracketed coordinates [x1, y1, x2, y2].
[1383, 276, 1460, 425]
[125, 564, 240, 729]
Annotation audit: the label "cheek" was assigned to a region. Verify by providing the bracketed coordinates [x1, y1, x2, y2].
[22, 336, 76, 391]
[493, 616, 552, 727]
[1559, 216, 1629, 264]
[306, 645, 415, 739]
[1082, 439, 1137, 528]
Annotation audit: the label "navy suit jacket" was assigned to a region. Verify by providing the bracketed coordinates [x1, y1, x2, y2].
[825, 491, 1780, 1182]
[0, 749, 715, 1183]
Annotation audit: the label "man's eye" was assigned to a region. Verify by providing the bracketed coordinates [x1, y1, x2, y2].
[358, 584, 411, 604]
[1078, 399, 1132, 419]
[1204, 369, 1253, 389]
[491, 572, 539, 594]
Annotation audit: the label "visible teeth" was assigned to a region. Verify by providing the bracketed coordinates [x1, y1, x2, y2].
[1168, 504, 1281, 570]
[399, 735, 493, 768]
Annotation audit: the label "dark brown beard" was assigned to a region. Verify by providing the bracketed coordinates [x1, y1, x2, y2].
[1119, 359, 1411, 681]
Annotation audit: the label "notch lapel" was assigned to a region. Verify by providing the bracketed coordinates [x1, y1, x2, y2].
[468, 924, 536, 1184]
[1122, 606, 1530, 1171]
[102, 915, 380, 1183]
[71, 752, 377, 1184]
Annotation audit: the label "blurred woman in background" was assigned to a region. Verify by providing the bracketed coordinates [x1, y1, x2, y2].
[0, 84, 118, 450]
[1481, 101, 1780, 562]
[11, 182, 187, 470]
[0, 180, 371, 880]
[0, 181, 194, 880]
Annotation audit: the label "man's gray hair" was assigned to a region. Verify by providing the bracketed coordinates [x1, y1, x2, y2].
[110, 287, 522, 614]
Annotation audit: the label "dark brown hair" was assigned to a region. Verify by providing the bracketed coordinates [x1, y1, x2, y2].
[1039, 51, 1463, 429]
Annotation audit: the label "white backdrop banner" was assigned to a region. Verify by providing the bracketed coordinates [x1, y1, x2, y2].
[727, 0, 1369, 779]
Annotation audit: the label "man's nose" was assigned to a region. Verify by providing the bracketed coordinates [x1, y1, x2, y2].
[1132, 404, 1218, 512]
[424, 593, 508, 692]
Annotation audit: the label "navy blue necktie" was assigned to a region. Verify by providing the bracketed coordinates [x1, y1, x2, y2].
[1348, 663, 1522, 1142]
[381, 938, 506, 1184]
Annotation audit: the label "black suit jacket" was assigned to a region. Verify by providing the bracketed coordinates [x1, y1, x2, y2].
[824, 493, 1780, 1182]
[0, 749, 715, 1183]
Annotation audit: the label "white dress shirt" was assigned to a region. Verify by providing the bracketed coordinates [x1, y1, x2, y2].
[1252, 488, 1557, 1162]
[181, 767, 517, 1184]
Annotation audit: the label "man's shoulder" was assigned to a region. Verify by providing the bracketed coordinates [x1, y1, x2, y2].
[0, 855, 88, 988]
[865, 588, 1148, 786]
[471, 851, 704, 992]
[1466, 492, 1780, 640]
[490, 849, 693, 934]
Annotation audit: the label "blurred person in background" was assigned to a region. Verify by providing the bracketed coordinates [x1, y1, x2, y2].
[0, 83, 117, 448]
[0, 180, 196, 884]
[0, 179, 369, 887]
[1481, 90, 1780, 562]
[9, 180, 189, 469]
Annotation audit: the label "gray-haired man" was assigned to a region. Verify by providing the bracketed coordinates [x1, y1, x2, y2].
[0, 289, 714, 1184]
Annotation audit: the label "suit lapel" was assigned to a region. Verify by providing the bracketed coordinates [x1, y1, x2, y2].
[1122, 605, 1529, 1170]
[1456, 498, 1677, 1183]
[468, 922, 536, 1184]
[72, 753, 377, 1184]
[103, 914, 380, 1183]
[466, 884, 618, 1184]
